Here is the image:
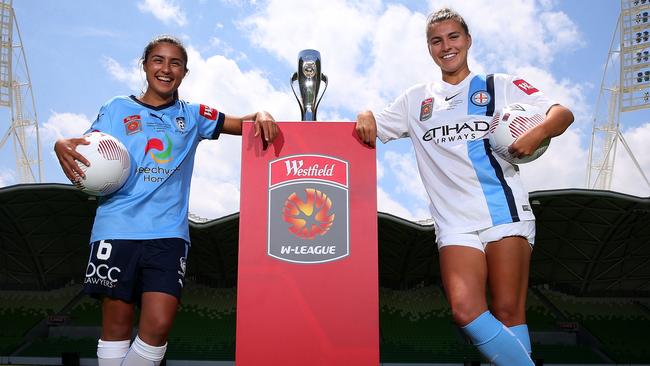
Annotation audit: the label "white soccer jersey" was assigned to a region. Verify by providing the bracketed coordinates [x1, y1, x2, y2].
[375, 72, 556, 234]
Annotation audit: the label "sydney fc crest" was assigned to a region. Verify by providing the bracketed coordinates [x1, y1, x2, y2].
[175, 117, 186, 131]
[268, 154, 349, 264]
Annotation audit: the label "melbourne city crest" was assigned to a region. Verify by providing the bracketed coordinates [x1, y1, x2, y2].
[268, 154, 349, 263]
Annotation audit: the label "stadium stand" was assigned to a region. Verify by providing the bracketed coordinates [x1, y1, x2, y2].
[1, 184, 649, 364]
[541, 288, 650, 363]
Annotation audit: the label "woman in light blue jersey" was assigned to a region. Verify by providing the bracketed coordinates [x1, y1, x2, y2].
[54, 35, 277, 366]
[356, 8, 574, 366]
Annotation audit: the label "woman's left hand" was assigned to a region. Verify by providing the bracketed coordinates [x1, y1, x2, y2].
[253, 111, 278, 142]
[508, 126, 548, 159]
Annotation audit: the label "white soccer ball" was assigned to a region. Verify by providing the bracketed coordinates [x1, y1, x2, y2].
[488, 103, 550, 164]
[73, 131, 131, 196]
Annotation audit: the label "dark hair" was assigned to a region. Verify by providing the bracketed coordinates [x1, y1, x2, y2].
[141, 35, 188, 100]
[425, 8, 470, 36]
[141, 34, 189, 71]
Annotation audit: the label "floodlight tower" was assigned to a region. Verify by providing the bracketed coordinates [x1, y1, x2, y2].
[587, 0, 650, 190]
[0, 0, 41, 183]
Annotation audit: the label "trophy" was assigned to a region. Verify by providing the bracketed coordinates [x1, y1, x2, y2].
[291, 49, 328, 121]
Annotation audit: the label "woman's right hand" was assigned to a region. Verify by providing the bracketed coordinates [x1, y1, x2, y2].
[54, 137, 91, 182]
[355, 110, 377, 147]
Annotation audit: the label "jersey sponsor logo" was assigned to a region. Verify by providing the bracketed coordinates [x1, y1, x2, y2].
[136, 165, 180, 183]
[200, 104, 218, 120]
[124, 114, 142, 135]
[513, 79, 539, 95]
[175, 117, 186, 131]
[268, 154, 349, 264]
[145, 133, 173, 164]
[445, 92, 461, 101]
[420, 98, 433, 121]
[471, 90, 491, 106]
[422, 120, 490, 144]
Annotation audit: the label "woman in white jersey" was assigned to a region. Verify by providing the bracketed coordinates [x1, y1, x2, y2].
[356, 8, 573, 365]
[54, 35, 278, 366]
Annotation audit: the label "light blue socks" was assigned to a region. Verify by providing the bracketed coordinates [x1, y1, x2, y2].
[509, 324, 532, 355]
[461, 311, 533, 365]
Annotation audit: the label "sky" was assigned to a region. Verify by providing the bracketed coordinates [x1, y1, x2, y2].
[1, 0, 649, 221]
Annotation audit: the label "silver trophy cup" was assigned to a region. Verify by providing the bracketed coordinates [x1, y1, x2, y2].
[291, 49, 328, 121]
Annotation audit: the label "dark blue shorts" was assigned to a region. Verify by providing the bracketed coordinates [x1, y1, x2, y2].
[83, 238, 189, 303]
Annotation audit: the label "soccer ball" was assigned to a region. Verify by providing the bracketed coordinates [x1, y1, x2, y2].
[488, 103, 550, 164]
[73, 131, 131, 196]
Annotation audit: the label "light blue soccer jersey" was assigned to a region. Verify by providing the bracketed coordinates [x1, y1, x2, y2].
[85, 96, 225, 242]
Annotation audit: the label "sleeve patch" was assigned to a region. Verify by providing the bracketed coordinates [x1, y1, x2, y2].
[513, 79, 539, 95]
[199, 104, 218, 120]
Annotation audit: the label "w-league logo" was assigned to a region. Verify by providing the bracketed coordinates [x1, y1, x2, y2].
[268, 154, 349, 264]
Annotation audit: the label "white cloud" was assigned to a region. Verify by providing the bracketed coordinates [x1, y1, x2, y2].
[168, 47, 297, 218]
[365, 4, 438, 108]
[610, 123, 650, 196]
[515, 122, 650, 198]
[103, 57, 145, 93]
[0, 170, 15, 187]
[37, 112, 92, 184]
[189, 135, 243, 218]
[431, 0, 584, 70]
[519, 128, 588, 192]
[511, 66, 589, 123]
[377, 186, 415, 219]
[137, 0, 187, 26]
[180, 47, 294, 118]
[41, 112, 92, 144]
[242, 0, 391, 111]
[383, 150, 429, 202]
[376, 159, 384, 179]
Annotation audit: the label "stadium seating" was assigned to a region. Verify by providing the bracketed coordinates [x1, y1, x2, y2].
[166, 285, 237, 360]
[541, 288, 650, 363]
[379, 285, 483, 363]
[3, 283, 648, 364]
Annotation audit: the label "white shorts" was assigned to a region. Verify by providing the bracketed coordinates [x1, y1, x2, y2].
[436, 221, 536, 252]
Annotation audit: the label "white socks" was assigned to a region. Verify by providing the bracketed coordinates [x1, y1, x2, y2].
[97, 339, 130, 366]
[122, 335, 167, 366]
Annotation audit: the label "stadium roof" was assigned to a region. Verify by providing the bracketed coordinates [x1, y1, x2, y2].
[1, 184, 648, 297]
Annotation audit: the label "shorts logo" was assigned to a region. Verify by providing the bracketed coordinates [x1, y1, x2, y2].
[145, 134, 173, 164]
[420, 98, 433, 121]
[175, 117, 186, 131]
[199, 104, 218, 120]
[268, 154, 349, 264]
[471, 90, 491, 106]
[85, 263, 121, 288]
[124, 114, 142, 135]
[178, 257, 187, 277]
[513, 79, 539, 95]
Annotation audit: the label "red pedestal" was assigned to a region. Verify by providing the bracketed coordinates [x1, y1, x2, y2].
[236, 122, 378, 366]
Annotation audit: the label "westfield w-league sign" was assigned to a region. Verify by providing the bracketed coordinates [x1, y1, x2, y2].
[237, 122, 378, 366]
[268, 154, 349, 263]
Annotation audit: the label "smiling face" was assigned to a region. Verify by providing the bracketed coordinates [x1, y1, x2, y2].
[427, 19, 472, 85]
[141, 42, 188, 105]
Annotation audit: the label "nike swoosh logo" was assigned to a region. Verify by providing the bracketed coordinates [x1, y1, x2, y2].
[445, 93, 461, 101]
